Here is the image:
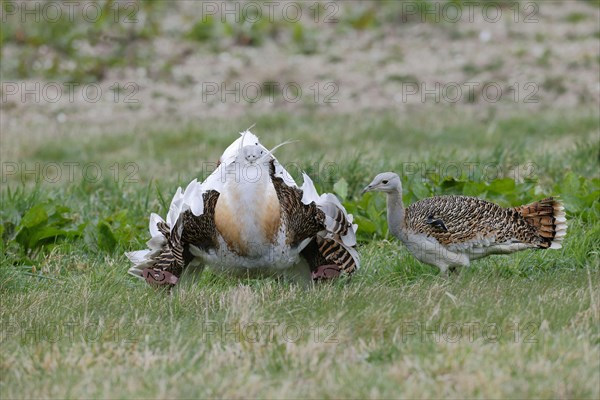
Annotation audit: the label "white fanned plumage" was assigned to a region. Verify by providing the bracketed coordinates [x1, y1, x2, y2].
[126, 129, 359, 284]
[301, 173, 358, 247]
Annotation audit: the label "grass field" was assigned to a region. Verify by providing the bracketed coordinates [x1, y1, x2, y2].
[1, 108, 599, 398]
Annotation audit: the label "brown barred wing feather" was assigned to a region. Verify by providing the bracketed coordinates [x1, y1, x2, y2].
[406, 195, 565, 249]
[180, 190, 221, 253]
[270, 161, 360, 276]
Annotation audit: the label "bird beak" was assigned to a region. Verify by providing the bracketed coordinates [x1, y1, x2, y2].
[361, 185, 372, 195]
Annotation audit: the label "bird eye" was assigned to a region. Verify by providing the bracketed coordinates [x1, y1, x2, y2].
[382, 180, 389, 184]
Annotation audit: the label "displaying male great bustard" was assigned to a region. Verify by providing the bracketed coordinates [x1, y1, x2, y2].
[126, 130, 359, 285]
[363, 172, 567, 276]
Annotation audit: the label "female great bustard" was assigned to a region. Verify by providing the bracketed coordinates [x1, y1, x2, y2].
[363, 172, 567, 276]
[126, 130, 359, 286]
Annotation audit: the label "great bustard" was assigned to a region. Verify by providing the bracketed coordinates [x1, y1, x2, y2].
[126, 130, 359, 286]
[363, 172, 567, 276]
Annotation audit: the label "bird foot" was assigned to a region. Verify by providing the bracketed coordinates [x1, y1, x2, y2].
[142, 268, 179, 286]
[311, 264, 341, 281]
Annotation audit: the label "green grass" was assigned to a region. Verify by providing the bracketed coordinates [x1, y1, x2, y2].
[1, 109, 599, 398]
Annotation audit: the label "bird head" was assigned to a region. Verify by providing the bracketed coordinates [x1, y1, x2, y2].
[240, 144, 267, 165]
[362, 172, 402, 194]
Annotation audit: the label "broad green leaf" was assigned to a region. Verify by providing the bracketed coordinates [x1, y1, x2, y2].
[358, 192, 372, 208]
[20, 204, 48, 228]
[354, 216, 377, 236]
[30, 227, 70, 247]
[342, 201, 357, 216]
[15, 227, 32, 250]
[488, 178, 516, 194]
[463, 181, 486, 197]
[333, 178, 348, 200]
[48, 205, 73, 225]
[408, 180, 430, 200]
[97, 222, 118, 252]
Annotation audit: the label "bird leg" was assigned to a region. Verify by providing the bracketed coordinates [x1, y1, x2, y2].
[439, 265, 461, 279]
[311, 264, 341, 281]
[142, 268, 179, 286]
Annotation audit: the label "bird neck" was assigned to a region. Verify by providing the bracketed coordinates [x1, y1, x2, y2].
[386, 188, 405, 239]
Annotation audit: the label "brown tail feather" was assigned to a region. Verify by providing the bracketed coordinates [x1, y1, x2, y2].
[513, 197, 567, 249]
